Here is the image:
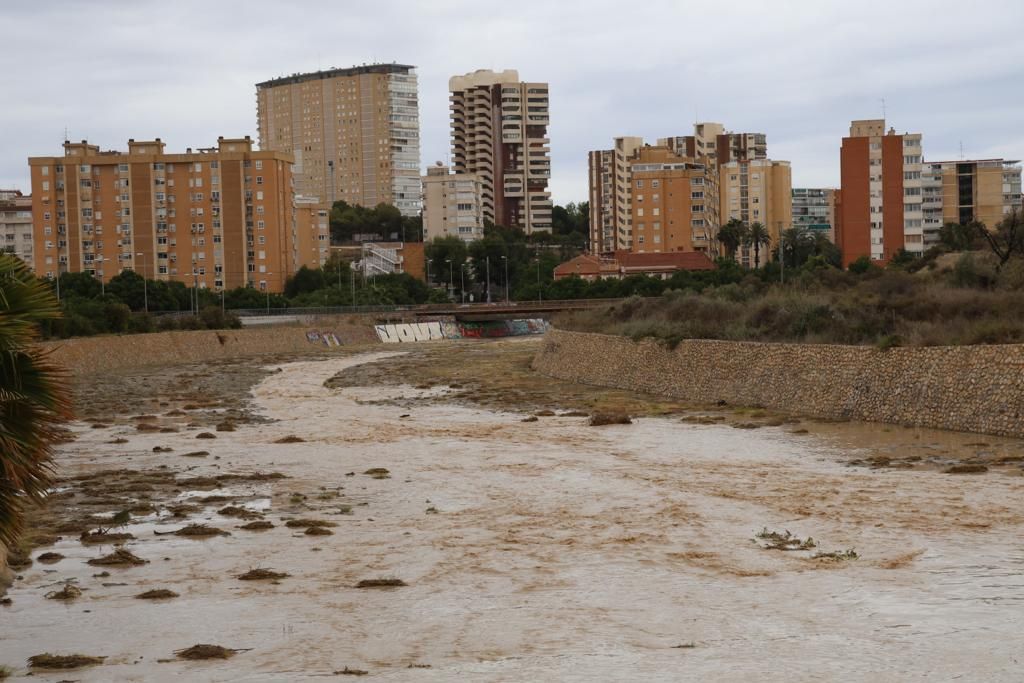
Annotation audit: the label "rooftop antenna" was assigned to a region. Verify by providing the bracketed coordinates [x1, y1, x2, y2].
[63, 125, 69, 142]
[960, 141, 965, 160]
[880, 98, 886, 120]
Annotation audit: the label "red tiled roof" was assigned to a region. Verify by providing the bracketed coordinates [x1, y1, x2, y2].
[614, 250, 716, 271]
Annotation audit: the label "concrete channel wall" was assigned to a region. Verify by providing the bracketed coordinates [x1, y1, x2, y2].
[532, 329, 1024, 437]
[39, 324, 379, 377]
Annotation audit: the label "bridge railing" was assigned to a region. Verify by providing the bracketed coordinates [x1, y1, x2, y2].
[225, 298, 627, 318]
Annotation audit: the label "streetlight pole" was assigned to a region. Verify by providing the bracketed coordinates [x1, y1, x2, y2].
[350, 268, 356, 306]
[536, 257, 541, 303]
[191, 259, 199, 316]
[460, 263, 466, 304]
[485, 256, 491, 303]
[501, 255, 509, 304]
[426, 258, 431, 286]
[135, 252, 148, 314]
[446, 258, 453, 298]
[265, 272, 272, 314]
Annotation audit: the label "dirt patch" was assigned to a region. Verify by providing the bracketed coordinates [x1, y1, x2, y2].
[28, 653, 105, 669]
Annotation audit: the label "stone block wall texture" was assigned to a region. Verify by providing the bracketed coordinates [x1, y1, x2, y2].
[532, 329, 1024, 438]
[39, 324, 379, 377]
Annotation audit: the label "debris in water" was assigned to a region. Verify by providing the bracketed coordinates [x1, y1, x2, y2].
[80, 529, 135, 545]
[238, 520, 274, 531]
[87, 549, 148, 566]
[284, 519, 337, 529]
[275, 435, 305, 443]
[135, 589, 179, 600]
[217, 506, 262, 520]
[28, 653, 105, 669]
[216, 422, 236, 432]
[813, 549, 859, 562]
[945, 464, 988, 474]
[174, 644, 238, 660]
[363, 467, 390, 476]
[153, 446, 174, 453]
[45, 583, 82, 601]
[237, 568, 289, 581]
[195, 432, 217, 439]
[754, 528, 817, 551]
[335, 666, 368, 675]
[589, 413, 632, 426]
[521, 416, 539, 422]
[305, 526, 333, 536]
[154, 524, 229, 538]
[355, 578, 406, 589]
[37, 552, 64, 564]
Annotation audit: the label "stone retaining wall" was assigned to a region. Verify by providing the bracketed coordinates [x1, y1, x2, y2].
[40, 324, 379, 377]
[532, 329, 1024, 437]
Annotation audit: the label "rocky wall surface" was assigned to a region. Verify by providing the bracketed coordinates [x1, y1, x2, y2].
[39, 324, 378, 377]
[532, 329, 1024, 437]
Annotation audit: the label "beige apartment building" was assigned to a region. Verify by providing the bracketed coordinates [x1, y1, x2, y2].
[293, 195, 330, 272]
[421, 163, 484, 242]
[28, 136, 311, 293]
[588, 136, 642, 253]
[449, 69, 552, 233]
[629, 146, 716, 254]
[659, 122, 767, 169]
[256, 64, 422, 216]
[0, 190, 33, 264]
[924, 159, 1022, 233]
[720, 159, 792, 266]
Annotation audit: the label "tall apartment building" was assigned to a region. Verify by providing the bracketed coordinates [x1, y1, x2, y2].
[720, 159, 792, 266]
[0, 190, 33, 264]
[256, 64, 422, 216]
[629, 146, 715, 253]
[792, 188, 836, 240]
[837, 119, 924, 266]
[421, 163, 484, 242]
[926, 159, 1022, 229]
[659, 122, 767, 168]
[293, 195, 330, 271]
[27, 136, 308, 293]
[449, 69, 552, 233]
[588, 136, 643, 253]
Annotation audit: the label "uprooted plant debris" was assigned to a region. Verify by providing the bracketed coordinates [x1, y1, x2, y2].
[28, 653, 105, 669]
[284, 519, 337, 529]
[154, 524, 229, 538]
[79, 529, 135, 545]
[238, 520, 275, 530]
[237, 568, 290, 581]
[174, 644, 239, 660]
[217, 506, 263, 520]
[275, 435, 306, 443]
[945, 464, 989, 474]
[305, 526, 333, 536]
[45, 583, 82, 601]
[135, 589, 179, 600]
[36, 552, 64, 564]
[589, 413, 632, 426]
[87, 548, 148, 566]
[355, 578, 407, 588]
[754, 528, 817, 551]
[813, 549, 859, 562]
[335, 666, 369, 676]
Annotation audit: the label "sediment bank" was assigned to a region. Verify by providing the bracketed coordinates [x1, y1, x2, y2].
[39, 323, 378, 377]
[532, 329, 1024, 438]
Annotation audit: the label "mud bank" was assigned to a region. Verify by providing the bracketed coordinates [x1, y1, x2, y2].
[533, 329, 1024, 438]
[39, 323, 378, 377]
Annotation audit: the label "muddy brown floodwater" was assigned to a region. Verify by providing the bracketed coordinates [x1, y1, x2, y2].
[2, 338, 1024, 681]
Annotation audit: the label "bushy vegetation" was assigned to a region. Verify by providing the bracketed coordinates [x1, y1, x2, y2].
[557, 248, 1024, 347]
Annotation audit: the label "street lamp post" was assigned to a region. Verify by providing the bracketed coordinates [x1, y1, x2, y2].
[446, 259, 453, 298]
[460, 263, 466, 304]
[536, 257, 541, 303]
[485, 256, 491, 303]
[265, 273, 273, 314]
[426, 258, 432, 286]
[350, 268, 356, 307]
[135, 252, 148, 314]
[501, 255, 509, 304]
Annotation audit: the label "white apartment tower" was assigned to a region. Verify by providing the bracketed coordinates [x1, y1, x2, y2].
[449, 69, 552, 233]
[421, 163, 485, 242]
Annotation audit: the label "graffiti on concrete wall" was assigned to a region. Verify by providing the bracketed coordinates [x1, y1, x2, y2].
[306, 330, 342, 346]
[375, 318, 550, 343]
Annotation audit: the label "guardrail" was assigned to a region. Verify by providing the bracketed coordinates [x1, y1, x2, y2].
[226, 298, 627, 317]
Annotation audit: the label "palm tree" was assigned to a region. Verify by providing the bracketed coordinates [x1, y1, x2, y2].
[716, 219, 748, 260]
[746, 222, 772, 269]
[0, 254, 72, 555]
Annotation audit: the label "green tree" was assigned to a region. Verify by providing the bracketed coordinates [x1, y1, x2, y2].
[0, 253, 72, 549]
[980, 210, 1024, 271]
[746, 222, 771, 269]
[716, 219, 748, 259]
[938, 221, 982, 252]
[284, 266, 326, 298]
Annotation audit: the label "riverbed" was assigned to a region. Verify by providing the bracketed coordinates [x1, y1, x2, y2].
[2, 347, 1023, 681]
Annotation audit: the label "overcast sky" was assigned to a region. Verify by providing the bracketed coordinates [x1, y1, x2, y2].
[3, 0, 1023, 205]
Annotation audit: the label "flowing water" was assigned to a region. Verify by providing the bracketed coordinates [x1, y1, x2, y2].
[2, 351, 1023, 681]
